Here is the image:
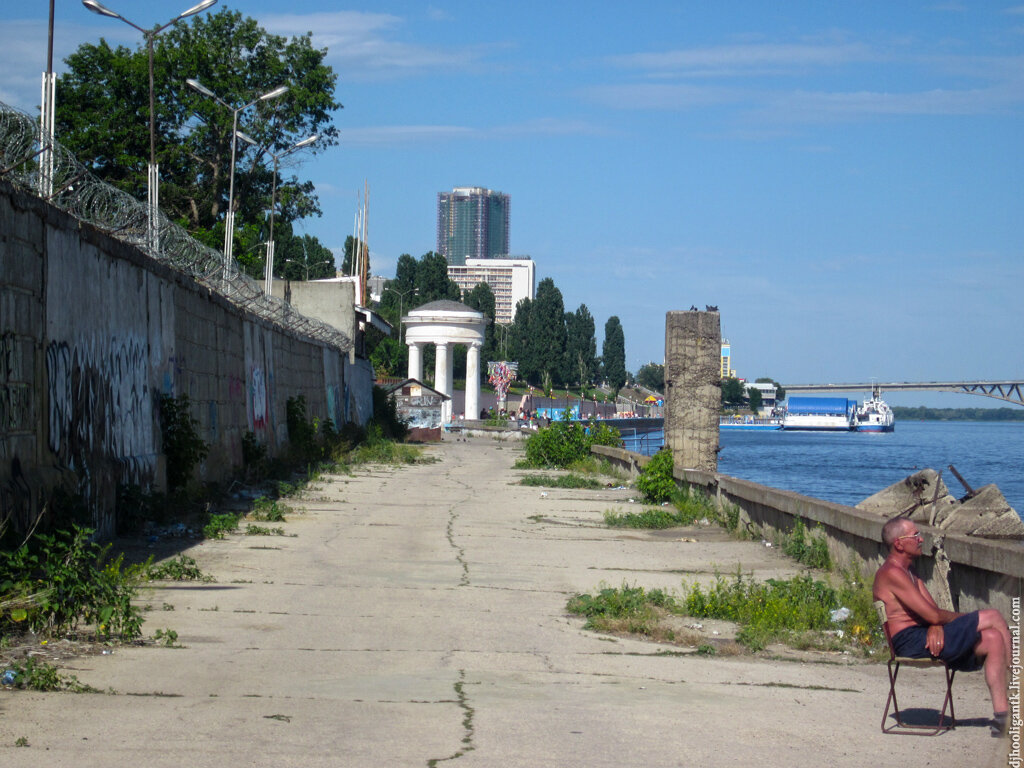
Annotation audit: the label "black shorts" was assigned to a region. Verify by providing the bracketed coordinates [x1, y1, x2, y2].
[891, 611, 982, 671]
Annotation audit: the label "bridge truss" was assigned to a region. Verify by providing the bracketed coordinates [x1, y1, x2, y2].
[782, 381, 1024, 407]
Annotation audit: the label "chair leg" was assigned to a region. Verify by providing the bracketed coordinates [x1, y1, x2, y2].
[882, 661, 957, 736]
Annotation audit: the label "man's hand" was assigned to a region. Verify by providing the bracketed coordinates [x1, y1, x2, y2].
[925, 624, 945, 657]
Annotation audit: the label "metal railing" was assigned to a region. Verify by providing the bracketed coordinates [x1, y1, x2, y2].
[0, 100, 351, 352]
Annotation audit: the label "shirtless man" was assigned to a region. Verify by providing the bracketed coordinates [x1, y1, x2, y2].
[873, 516, 1012, 737]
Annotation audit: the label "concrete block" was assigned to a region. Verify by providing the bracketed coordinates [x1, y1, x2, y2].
[855, 468, 951, 520]
[941, 484, 1024, 538]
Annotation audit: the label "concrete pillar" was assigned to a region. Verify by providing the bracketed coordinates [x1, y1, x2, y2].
[664, 310, 720, 473]
[408, 341, 423, 381]
[435, 342, 450, 422]
[465, 343, 481, 421]
[445, 343, 455, 423]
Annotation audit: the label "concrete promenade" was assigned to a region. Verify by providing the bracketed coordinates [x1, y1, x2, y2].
[0, 438, 1012, 767]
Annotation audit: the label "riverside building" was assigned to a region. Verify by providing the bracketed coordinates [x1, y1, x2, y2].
[437, 187, 510, 265]
[447, 257, 535, 325]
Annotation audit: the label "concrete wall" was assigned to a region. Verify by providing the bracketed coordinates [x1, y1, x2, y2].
[0, 180, 367, 537]
[592, 444, 1023, 618]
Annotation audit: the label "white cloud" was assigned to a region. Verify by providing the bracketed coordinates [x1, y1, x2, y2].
[580, 82, 739, 110]
[339, 118, 607, 147]
[607, 42, 877, 77]
[260, 11, 490, 80]
[339, 125, 478, 146]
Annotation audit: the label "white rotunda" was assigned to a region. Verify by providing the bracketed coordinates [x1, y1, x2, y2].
[402, 300, 487, 423]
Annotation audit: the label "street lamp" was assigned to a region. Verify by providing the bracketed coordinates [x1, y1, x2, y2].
[281, 256, 335, 282]
[385, 285, 417, 343]
[262, 134, 318, 296]
[186, 77, 288, 275]
[82, 0, 217, 252]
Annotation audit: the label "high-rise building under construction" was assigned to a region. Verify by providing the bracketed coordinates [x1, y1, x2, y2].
[436, 187, 510, 266]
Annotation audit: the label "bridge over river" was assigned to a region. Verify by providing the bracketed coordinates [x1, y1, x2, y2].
[782, 380, 1024, 406]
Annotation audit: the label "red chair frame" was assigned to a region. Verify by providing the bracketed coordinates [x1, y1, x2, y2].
[874, 600, 956, 735]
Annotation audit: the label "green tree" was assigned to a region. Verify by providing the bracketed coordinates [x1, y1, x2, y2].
[394, 253, 418, 290]
[564, 304, 597, 387]
[463, 282, 498, 367]
[55, 8, 340, 239]
[721, 377, 746, 406]
[531, 278, 568, 386]
[508, 298, 535, 379]
[637, 363, 665, 393]
[747, 387, 763, 412]
[602, 316, 627, 396]
[415, 252, 460, 302]
[277, 233, 335, 281]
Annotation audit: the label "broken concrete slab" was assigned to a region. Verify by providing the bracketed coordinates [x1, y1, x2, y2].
[857, 470, 1024, 540]
[855, 469, 954, 523]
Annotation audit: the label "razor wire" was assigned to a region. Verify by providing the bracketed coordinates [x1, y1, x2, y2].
[0, 100, 352, 352]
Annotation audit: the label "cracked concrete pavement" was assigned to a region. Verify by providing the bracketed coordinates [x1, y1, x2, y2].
[0, 437, 1012, 766]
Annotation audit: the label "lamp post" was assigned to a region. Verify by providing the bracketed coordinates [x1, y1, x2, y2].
[281, 256, 335, 283]
[38, 0, 56, 198]
[260, 135, 318, 296]
[385, 286, 417, 343]
[186, 78, 288, 276]
[82, 0, 217, 252]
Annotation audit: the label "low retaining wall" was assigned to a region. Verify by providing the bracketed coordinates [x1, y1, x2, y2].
[592, 445, 1022, 617]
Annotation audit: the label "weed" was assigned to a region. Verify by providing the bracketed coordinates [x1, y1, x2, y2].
[567, 582, 679, 637]
[147, 554, 209, 582]
[518, 474, 603, 490]
[5, 657, 96, 692]
[159, 394, 209, 491]
[162, 603, 175, 611]
[152, 628, 179, 647]
[683, 570, 839, 652]
[780, 520, 831, 570]
[250, 497, 288, 522]
[521, 418, 621, 469]
[241, 431, 269, 481]
[203, 513, 240, 540]
[15, 736, 29, 747]
[603, 489, 715, 529]
[245, 525, 287, 536]
[636, 448, 676, 503]
[604, 507, 690, 529]
[0, 526, 144, 640]
[696, 643, 717, 656]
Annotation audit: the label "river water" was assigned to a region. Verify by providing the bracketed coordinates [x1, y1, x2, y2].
[627, 421, 1024, 515]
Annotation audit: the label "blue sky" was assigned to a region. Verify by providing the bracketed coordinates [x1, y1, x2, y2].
[2, 1, 1022, 407]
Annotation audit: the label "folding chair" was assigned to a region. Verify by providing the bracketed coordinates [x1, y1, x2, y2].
[874, 600, 956, 735]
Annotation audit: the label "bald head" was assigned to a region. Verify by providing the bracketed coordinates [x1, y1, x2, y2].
[882, 517, 913, 547]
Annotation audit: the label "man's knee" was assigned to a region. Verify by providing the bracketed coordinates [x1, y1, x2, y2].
[977, 608, 1008, 631]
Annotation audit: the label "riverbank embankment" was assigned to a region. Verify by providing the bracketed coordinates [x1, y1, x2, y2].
[0, 438, 1010, 767]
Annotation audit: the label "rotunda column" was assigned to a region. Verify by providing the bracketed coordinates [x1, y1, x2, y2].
[465, 342, 481, 421]
[434, 340, 450, 399]
[407, 341, 423, 381]
[444, 343, 456, 423]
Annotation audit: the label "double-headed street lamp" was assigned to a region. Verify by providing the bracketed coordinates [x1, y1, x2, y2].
[82, 0, 217, 252]
[254, 134, 319, 296]
[186, 78, 288, 275]
[281, 256, 335, 283]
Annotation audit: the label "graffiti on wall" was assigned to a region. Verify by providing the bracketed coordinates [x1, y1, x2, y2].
[45, 336, 157, 498]
[0, 333, 31, 434]
[249, 366, 269, 430]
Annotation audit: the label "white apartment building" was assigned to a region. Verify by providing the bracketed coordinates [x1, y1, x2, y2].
[447, 257, 536, 325]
